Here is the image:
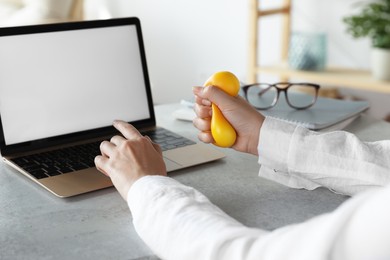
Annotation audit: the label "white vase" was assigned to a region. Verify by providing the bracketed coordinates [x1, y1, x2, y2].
[371, 48, 390, 81]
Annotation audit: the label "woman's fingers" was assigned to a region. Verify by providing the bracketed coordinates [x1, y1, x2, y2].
[194, 103, 212, 119]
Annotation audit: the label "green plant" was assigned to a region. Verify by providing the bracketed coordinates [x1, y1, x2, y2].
[343, 0, 390, 49]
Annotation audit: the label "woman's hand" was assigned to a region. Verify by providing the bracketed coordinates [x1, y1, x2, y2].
[193, 86, 264, 155]
[95, 120, 167, 201]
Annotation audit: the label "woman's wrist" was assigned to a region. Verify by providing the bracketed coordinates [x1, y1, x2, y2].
[248, 114, 264, 156]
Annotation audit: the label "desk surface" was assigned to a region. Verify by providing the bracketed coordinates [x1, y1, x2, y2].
[1, 103, 390, 260]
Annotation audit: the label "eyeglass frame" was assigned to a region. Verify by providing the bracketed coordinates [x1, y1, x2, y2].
[241, 82, 320, 110]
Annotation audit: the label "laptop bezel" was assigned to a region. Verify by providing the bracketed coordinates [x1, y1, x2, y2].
[0, 17, 156, 156]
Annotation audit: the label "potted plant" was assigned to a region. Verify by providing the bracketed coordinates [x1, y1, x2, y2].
[343, 0, 390, 81]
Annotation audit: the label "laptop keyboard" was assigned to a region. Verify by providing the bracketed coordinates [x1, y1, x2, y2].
[142, 128, 195, 151]
[11, 128, 195, 179]
[11, 142, 100, 179]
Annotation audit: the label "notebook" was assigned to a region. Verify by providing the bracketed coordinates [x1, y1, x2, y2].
[0, 17, 225, 198]
[258, 94, 370, 130]
[176, 91, 370, 131]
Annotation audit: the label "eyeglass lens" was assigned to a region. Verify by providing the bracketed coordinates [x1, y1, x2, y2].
[246, 84, 277, 109]
[286, 84, 317, 108]
[246, 84, 317, 109]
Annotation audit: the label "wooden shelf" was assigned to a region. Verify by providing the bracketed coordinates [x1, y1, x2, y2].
[248, 1, 390, 95]
[257, 66, 390, 94]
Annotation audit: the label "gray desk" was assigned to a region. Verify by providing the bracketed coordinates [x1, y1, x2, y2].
[1, 103, 390, 260]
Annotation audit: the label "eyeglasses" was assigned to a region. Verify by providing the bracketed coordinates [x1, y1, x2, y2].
[241, 82, 320, 110]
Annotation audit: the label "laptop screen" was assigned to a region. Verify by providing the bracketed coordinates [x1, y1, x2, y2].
[0, 18, 153, 148]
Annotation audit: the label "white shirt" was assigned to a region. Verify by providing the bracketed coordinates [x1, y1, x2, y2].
[127, 117, 390, 260]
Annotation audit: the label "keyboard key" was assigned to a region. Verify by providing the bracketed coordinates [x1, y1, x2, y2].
[29, 169, 49, 179]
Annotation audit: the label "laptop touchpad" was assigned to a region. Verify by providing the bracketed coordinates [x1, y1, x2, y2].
[163, 157, 182, 172]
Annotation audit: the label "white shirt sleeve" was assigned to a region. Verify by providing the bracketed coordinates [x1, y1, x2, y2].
[127, 117, 390, 260]
[258, 117, 390, 196]
[128, 176, 390, 260]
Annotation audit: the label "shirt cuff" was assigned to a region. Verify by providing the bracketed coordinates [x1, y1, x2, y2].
[259, 165, 321, 190]
[257, 117, 298, 173]
[127, 175, 177, 211]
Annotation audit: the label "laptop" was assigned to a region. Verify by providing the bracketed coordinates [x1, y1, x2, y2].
[0, 17, 225, 198]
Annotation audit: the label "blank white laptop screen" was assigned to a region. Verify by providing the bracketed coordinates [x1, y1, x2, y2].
[0, 25, 150, 145]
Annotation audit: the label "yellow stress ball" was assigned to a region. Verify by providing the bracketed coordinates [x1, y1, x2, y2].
[203, 71, 240, 147]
